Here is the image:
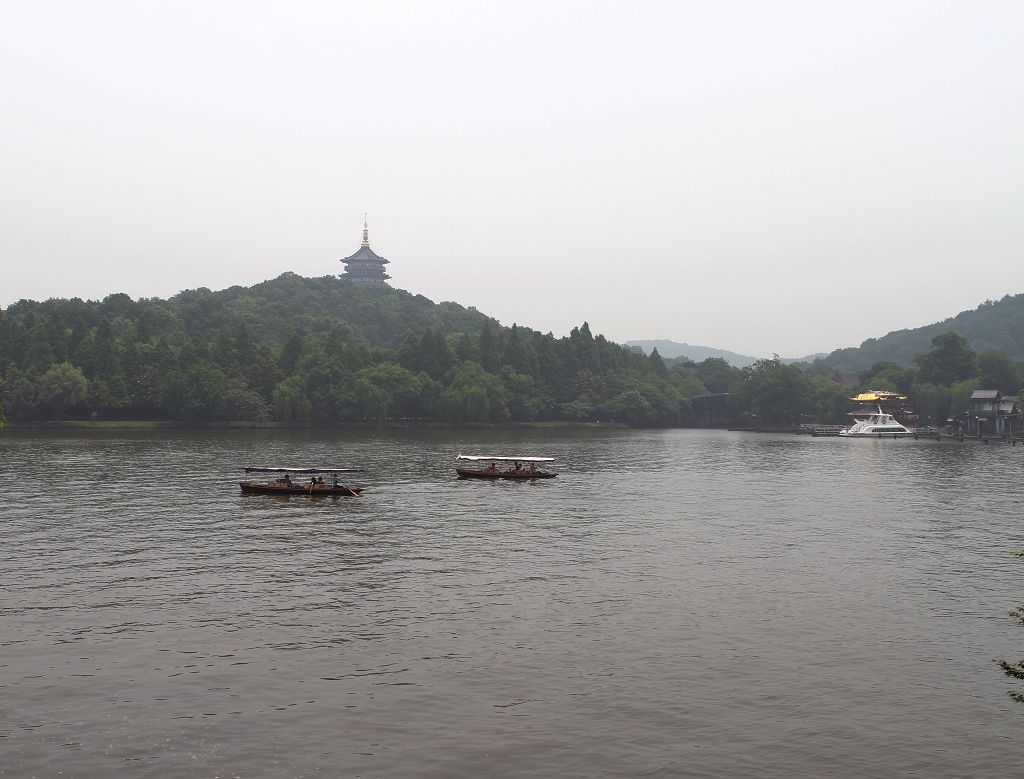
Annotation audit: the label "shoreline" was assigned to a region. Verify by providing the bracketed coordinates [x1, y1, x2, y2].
[2, 419, 631, 431]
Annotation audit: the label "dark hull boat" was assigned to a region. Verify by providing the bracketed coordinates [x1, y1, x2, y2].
[239, 466, 363, 497]
[239, 482, 362, 496]
[455, 454, 558, 480]
[455, 467, 557, 480]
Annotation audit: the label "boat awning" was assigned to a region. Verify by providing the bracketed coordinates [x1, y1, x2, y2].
[456, 455, 555, 463]
[243, 467, 362, 474]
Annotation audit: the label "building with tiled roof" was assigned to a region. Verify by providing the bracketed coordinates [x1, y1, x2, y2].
[340, 219, 391, 287]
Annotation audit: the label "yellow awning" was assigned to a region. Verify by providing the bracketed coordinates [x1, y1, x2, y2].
[849, 391, 908, 402]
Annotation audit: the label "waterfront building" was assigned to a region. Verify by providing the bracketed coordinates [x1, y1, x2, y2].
[964, 389, 1020, 437]
[946, 390, 1023, 437]
[340, 219, 391, 287]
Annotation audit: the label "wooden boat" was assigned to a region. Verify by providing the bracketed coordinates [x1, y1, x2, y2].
[239, 467, 363, 496]
[455, 455, 558, 480]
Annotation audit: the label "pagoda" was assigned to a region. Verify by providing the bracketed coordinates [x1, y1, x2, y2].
[340, 218, 391, 287]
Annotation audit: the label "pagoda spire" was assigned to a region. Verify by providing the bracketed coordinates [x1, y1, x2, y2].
[341, 215, 391, 287]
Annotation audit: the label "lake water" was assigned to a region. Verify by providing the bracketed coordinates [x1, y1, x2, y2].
[1, 427, 1023, 777]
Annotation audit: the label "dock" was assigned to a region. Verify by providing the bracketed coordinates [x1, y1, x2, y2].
[811, 425, 844, 437]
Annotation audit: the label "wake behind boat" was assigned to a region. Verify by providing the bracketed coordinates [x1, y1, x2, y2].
[455, 455, 558, 480]
[240, 466, 363, 496]
[838, 407, 913, 438]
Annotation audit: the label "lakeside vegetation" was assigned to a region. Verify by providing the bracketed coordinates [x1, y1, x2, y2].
[1, 275, 1020, 427]
[0, 275, 697, 426]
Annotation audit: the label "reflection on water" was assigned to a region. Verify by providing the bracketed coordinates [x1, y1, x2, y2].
[1, 428, 1023, 777]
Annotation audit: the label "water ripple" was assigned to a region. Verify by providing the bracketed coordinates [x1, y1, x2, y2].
[1, 428, 1022, 777]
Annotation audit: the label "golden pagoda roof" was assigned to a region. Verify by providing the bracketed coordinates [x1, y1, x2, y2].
[849, 390, 908, 402]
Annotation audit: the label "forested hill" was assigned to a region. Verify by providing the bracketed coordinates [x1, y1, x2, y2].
[816, 293, 1024, 372]
[0, 273, 703, 425]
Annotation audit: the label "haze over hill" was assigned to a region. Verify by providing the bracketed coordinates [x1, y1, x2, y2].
[626, 340, 824, 368]
[4, 4, 1024, 356]
[628, 292, 1024, 373]
[814, 293, 1024, 372]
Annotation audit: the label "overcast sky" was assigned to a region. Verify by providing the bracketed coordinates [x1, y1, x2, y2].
[3, 1, 1022, 356]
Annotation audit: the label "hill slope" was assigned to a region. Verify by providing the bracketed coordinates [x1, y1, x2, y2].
[625, 340, 823, 368]
[165, 272, 490, 347]
[816, 293, 1024, 372]
[0, 274, 693, 426]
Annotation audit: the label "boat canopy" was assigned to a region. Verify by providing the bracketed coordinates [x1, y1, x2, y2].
[849, 391, 907, 402]
[456, 455, 555, 463]
[243, 466, 362, 474]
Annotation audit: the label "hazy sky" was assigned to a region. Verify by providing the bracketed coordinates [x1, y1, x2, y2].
[3, 1, 1022, 356]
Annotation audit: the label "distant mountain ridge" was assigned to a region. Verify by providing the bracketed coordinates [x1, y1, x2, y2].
[814, 293, 1024, 372]
[625, 339, 823, 368]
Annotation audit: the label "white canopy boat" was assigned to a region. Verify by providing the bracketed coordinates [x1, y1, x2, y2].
[455, 455, 558, 480]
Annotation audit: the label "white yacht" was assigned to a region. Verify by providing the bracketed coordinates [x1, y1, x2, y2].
[838, 407, 913, 437]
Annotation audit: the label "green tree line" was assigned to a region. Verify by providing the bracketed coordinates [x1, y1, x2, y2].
[694, 331, 1022, 427]
[0, 276, 703, 425]
[1, 275, 1019, 427]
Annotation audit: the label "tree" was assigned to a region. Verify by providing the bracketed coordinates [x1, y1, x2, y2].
[174, 362, 229, 421]
[222, 377, 272, 421]
[437, 361, 509, 422]
[859, 361, 915, 395]
[910, 382, 951, 426]
[0, 274, 706, 428]
[810, 377, 852, 424]
[733, 357, 812, 425]
[668, 365, 707, 399]
[607, 390, 655, 425]
[561, 396, 598, 422]
[479, 320, 499, 372]
[273, 376, 312, 425]
[695, 357, 742, 394]
[948, 378, 977, 419]
[1, 366, 41, 419]
[36, 362, 89, 418]
[352, 363, 437, 419]
[25, 317, 68, 370]
[648, 348, 668, 376]
[0, 401, 5, 428]
[415, 328, 455, 380]
[914, 333, 976, 386]
[499, 366, 551, 420]
[279, 329, 305, 375]
[976, 350, 1021, 394]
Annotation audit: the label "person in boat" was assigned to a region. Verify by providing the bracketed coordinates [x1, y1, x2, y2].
[488, 463, 498, 473]
[331, 474, 339, 487]
[283, 474, 293, 486]
[514, 461, 522, 471]
[529, 463, 536, 473]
